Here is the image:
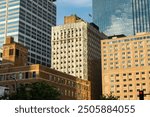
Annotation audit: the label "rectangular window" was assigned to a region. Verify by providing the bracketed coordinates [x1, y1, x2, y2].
[9, 49, 14, 55]
[0, 75, 4, 81]
[124, 90, 127, 93]
[25, 72, 29, 79]
[32, 72, 36, 78]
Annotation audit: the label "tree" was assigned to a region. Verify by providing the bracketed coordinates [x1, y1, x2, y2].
[99, 94, 119, 100]
[9, 82, 60, 100]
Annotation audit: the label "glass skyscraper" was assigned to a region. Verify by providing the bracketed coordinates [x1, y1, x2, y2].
[93, 0, 133, 36]
[132, 0, 150, 34]
[0, 0, 56, 67]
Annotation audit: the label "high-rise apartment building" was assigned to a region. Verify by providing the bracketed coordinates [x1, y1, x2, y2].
[101, 32, 150, 100]
[0, 0, 56, 67]
[132, 0, 150, 34]
[93, 0, 133, 35]
[51, 15, 107, 99]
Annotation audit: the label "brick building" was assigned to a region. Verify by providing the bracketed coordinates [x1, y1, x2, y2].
[0, 37, 91, 100]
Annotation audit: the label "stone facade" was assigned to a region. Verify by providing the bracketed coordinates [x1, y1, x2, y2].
[52, 15, 107, 99]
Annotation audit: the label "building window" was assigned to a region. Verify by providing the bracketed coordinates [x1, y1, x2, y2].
[129, 90, 133, 92]
[142, 83, 146, 86]
[129, 73, 132, 75]
[136, 83, 140, 86]
[124, 90, 127, 93]
[116, 74, 119, 77]
[136, 78, 139, 80]
[9, 49, 14, 55]
[129, 84, 132, 87]
[124, 96, 127, 98]
[25, 72, 29, 79]
[116, 80, 120, 82]
[136, 72, 139, 75]
[123, 79, 126, 81]
[0, 75, 4, 81]
[130, 95, 133, 98]
[32, 72, 36, 78]
[116, 85, 120, 87]
[129, 79, 132, 81]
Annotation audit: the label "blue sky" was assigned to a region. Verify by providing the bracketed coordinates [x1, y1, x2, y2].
[56, 0, 92, 25]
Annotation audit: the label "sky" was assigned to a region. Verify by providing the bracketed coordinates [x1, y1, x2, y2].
[56, 0, 92, 25]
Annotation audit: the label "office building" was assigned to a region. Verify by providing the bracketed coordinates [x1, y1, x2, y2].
[93, 0, 133, 35]
[0, 36, 91, 100]
[132, 0, 150, 34]
[51, 15, 107, 99]
[101, 32, 150, 100]
[0, 0, 56, 66]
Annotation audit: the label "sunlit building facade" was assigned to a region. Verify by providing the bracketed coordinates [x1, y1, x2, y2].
[0, 0, 56, 66]
[101, 32, 150, 100]
[51, 15, 107, 99]
[0, 36, 91, 100]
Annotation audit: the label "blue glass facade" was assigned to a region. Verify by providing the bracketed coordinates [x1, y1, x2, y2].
[0, 0, 20, 47]
[132, 0, 150, 34]
[93, 0, 133, 36]
[0, 0, 56, 67]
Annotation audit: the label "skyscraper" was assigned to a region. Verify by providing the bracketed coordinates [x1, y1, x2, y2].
[0, 0, 56, 67]
[51, 15, 107, 99]
[132, 0, 150, 34]
[93, 0, 133, 35]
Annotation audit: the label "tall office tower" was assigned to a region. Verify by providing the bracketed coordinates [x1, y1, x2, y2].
[132, 0, 150, 34]
[51, 15, 107, 99]
[0, 0, 56, 67]
[101, 32, 150, 100]
[93, 0, 133, 36]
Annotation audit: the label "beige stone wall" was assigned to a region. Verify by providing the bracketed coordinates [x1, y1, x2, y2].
[52, 16, 105, 99]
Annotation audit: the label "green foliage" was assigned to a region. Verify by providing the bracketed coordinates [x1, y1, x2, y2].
[99, 94, 119, 100]
[9, 82, 60, 100]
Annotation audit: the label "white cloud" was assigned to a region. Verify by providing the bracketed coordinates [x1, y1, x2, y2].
[105, 15, 133, 35]
[105, 3, 133, 35]
[57, 0, 92, 7]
